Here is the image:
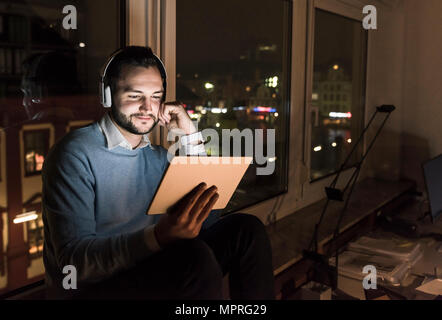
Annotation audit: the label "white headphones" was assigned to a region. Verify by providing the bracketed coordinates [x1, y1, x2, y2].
[100, 46, 167, 108]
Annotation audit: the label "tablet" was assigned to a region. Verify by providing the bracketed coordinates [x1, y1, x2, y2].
[146, 156, 253, 214]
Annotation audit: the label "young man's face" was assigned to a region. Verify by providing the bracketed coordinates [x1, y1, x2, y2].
[111, 65, 164, 135]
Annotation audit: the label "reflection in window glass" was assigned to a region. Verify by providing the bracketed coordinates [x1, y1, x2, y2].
[24, 130, 49, 176]
[27, 213, 44, 259]
[176, 0, 291, 214]
[310, 9, 367, 181]
[0, 0, 124, 295]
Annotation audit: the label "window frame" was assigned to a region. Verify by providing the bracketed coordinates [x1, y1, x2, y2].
[21, 128, 51, 177]
[0, 129, 5, 281]
[0, 129, 4, 183]
[299, 0, 370, 209]
[25, 212, 44, 260]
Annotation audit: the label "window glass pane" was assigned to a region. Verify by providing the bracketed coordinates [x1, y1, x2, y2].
[176, 0, 291, 214]
[24, 130, 49, 176]
[0, 0, 124, 294]
[310, 9, 367, 181]
[27, 213, 44, 259]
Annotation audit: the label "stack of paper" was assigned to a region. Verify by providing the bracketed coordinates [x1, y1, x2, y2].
[347, 236, 423, 263]
[329, 236, 424, 286]
[329, 251, 412, 285]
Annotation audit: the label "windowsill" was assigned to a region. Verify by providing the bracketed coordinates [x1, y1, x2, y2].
[266, 178, 416, 276]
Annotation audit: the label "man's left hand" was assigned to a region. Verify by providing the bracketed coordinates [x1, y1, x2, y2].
[158, 101, 197, 135]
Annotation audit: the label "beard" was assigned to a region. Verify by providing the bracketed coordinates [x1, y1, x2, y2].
[111, 106, 159, 135]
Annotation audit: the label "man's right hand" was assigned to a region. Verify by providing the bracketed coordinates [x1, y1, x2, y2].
[154, 182, 219, 248]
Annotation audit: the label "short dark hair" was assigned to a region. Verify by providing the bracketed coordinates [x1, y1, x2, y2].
[104, 46, 166, 94]
[22, 51, 80, 95]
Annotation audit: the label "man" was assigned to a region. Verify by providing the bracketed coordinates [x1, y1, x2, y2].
[42, 46, 275, 299]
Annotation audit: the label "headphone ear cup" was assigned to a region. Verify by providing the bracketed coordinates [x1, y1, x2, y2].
[103, 85, 112, 108]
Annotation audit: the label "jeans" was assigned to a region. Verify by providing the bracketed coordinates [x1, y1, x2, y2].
[72, 213, 275, 300]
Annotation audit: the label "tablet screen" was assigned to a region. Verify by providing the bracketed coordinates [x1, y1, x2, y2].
[147, 156, 253, 214]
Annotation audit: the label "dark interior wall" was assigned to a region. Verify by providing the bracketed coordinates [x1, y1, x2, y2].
[400, 0, 442, 191]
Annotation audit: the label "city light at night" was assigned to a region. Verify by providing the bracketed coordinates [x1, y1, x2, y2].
[329, 112, 352, 118]
[265, 76, 278, 88]
[13, 211, 38, 224]
[210, 108, 227, 114]
[253, 106, 277, 113]
[204, 82, 214, 90]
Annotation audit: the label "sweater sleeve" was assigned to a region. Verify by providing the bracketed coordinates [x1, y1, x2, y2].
[42, 150, 156, 285]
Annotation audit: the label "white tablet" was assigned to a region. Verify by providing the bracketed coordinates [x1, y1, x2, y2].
[146, 156, 253, 214]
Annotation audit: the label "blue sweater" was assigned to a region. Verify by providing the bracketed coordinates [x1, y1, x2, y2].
[42, 123, 218, 295]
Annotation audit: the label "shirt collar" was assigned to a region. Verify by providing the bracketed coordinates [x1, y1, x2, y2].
[98, 112, 153, 150]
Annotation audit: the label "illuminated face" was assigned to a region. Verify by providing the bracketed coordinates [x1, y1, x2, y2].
[111, 65, 164, 135]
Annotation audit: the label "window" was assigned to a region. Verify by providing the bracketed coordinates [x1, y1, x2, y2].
[23, 129, 49, 176]
[27, 213, 44, 259]
[176, 0, 291, 214]
[0, 0, 125, 295]
[310, 9, 367, 181]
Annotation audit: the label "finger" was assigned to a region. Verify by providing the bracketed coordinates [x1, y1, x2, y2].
[188, 186, 218, 221]
[164, 103, 181, 114]
[158, 104, 169, 123]
[168, 184, 203, 217]
[196, 193, 219, 225]
[177, 183, 208, 219]
[161, 105, 173, 122]
[158, 118, 166, 127]
[158, 113, 168, 125]
[159, 102, 165, 116]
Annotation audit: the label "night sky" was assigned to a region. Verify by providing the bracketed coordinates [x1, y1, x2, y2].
[176, 1, 365, 75]
[314, 9, 367, 74]
[176, 0, 287, 67]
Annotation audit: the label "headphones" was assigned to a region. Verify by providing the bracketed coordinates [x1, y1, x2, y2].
[100, 46, 167, 108]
